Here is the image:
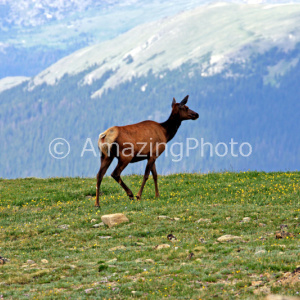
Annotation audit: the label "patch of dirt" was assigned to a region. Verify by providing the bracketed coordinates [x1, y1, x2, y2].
[273, 267, 300, 287]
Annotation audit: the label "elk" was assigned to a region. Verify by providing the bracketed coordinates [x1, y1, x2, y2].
[95, 95, 199, 207]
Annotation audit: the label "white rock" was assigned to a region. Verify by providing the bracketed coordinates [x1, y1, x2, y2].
[217, 235, 242, 243]
[101, 213, 129, 228]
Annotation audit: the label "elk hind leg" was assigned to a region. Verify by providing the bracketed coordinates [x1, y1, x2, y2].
[95, 154, 114, 207]
[111, 159, 134, 199]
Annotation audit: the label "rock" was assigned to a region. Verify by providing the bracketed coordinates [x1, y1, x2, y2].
[109, 245, 126, 251]
[198, 238, 206, 243]
[167, 234, 177, 241]
[253, 286, 270, 295]
[217, 235, 242, 243]
[154, 244, 170, 250]
[255, 250, 266, 255]
[106, 258, 117, 264]
[144, 259, 155, 264]
[157, 215, 169, 220]
[57, 224, 69, 230]
[99, 236, 112, 239]
[195, 218, 211, 223]
[85, 288, 94, 293]
[90, 219, 97, 223]
[259, 223, 266, 227]
[41, 259, 48, 264]
[265, 295, 300, 300]
[226, 217, 231, 221]
[158, 216, 180, 221]
[101, 213, 129, 228]
[280, 224, 288, 230]
[135, 242, 145, 246]
[27, 260, 35, 265]
[241, 217, 251, 223]
[0, 256, 8, 265]
[92, 222, 105, 228]
[251, 281, 263, 287]
[69, 265, 77, 269]
[29, 264, 38, 267]
[275, 231, 294, 239]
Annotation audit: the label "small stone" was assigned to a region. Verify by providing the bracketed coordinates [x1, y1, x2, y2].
[101, 213, 129, 228]
[154, 244, 170, 250]
[255, 250, 266, 255]
[99, 236, 112, 239]
[144, 259, 155, 264]
[109, 245, 126, 251]
[157, 215, 169, 220]
[90, 219, 97, 223]
[173, 217, 180, 221]
[226, 217, 231, 221]
[131, 291, 137, 294]
[265, 295, 300, 300]
[195, 218, 211, 223]
[29, 264, 38, 267]
[85, 288, 94, 293]
[251, 281, 263, 287]
[57, 224, 69, 230]
[259, 223, 266, 227]
[69, 265, 76, 269]
[242, 217, 251, 223]
[41, 259, 48, 264]
[253, 286, 270, 295]
[27, 260, 35, 265]
[135, 242, 145, 246]
[92, 222, 105, 228]
[107, 258, 117, 264]
[217, 235, 242, 243]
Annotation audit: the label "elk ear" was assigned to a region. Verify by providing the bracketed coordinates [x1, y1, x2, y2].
[172, 97, 176, 108]
[179, 95, 189, 107]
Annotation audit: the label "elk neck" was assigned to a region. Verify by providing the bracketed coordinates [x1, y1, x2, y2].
[160, 111, 182, 142]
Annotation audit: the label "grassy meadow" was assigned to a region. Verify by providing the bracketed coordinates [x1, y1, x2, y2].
[0, 172, 299, 299]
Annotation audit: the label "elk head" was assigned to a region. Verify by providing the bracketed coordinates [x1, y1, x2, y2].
[172, 95, 199, 121]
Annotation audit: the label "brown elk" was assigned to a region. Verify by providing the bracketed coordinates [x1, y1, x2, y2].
[95, 95, 199, 207]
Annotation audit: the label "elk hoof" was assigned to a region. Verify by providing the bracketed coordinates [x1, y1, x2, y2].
[136, 195, 141, 201]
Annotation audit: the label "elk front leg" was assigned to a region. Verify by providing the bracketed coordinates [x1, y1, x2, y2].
[151, 163, 160, 198]
[136, 158, 156, 200]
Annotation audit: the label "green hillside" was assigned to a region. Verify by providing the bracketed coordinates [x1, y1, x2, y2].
[0, 172, 299, 298]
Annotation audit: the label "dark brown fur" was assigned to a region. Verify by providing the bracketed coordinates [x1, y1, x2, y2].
[95, 95, 198, 207]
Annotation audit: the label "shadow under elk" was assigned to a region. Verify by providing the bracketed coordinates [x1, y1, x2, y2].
[95, 95, 199, 207]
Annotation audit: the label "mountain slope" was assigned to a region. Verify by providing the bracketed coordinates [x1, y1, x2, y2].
[28, 3, 300, 97]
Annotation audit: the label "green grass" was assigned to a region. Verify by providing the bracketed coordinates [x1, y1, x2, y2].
[0, 172, 299, 299]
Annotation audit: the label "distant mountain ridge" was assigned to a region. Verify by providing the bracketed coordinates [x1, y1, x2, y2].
[26, 3, 300, 97]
